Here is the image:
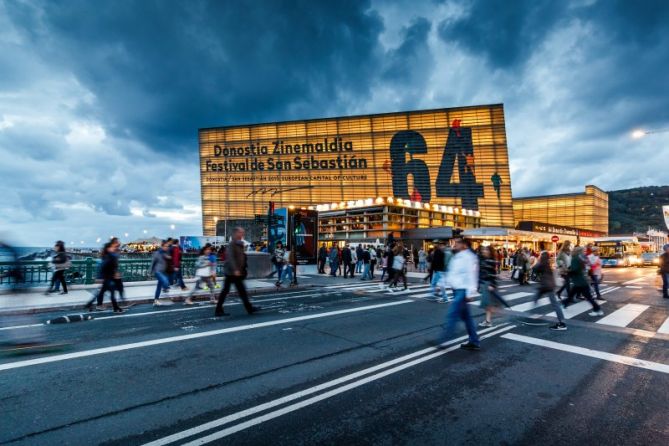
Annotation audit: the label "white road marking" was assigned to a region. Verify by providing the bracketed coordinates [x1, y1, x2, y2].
[511, 297, 551, 313]
[145, 324, 516, 446]
[502, 333, 669, 374]
[502, 292, 534, 302]
[623, 277, 649, 285]
[498, 285, 515, 289]
[596, 303, 649, 327]
[0, 323, 43, 331]
[625, 286, 643, 289]
[545, 299, 607, 319]
[0, 300, 413, 373]
[657, 316, 669, 334]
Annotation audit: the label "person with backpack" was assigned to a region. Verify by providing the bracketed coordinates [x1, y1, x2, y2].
[184, 245, 216, 305]
[46, 241, 70, 295]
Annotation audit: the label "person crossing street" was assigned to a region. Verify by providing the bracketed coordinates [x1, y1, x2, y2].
[215, 227, 259, 317]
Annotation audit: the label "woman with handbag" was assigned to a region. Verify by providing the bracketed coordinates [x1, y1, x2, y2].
[46, 241, 70, 295]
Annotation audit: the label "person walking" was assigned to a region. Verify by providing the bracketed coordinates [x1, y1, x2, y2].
[317, 243, 328, 274]
[430, 241, 447, 298]
[478, 246, 509, 327]
[423, 248, 434, 284]
[87, 242, 124, 313]
[355, 245, 364, 274]
[435, 238, 480, 351]
[390, 244, 408, 290]
[379, 250, 389, 282]
[556, 241, 572, 299]
[215, 227, 259, 317]
[272, 241, 286, 284]
[531, 251, 567, 330]
[109, 237, 126, 302]
[418, 248, 427, 273]
[329, 245, 339, 277]
[342, 245, 354, 278]
[46, 241, 70, 295]
[563, 246, 603, 316]
[184, 245, 216, 305]
[587, 246, 603, 299]
[151, 240, 172, 306]
[385, 244, 396, 285]
[361, 247, 372, 280]
[171, 239, 188, 291]
[277, 250, 296, 287]
[659, 244, 669, 299]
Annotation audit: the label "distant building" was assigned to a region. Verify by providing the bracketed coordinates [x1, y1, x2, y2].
[512, 185, 609, 235]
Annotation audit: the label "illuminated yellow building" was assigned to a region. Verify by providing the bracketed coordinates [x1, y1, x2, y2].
[200, 105, 514, 236]
[513, 185, 609, 235]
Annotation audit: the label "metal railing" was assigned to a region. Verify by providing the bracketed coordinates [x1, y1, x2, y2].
[0, 256, 225, 286]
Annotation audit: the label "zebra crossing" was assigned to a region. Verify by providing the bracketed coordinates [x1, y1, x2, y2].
[323, 280, 669, 336]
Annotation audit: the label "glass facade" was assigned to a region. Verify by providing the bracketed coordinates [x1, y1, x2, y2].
[512, 185, 609, 234]
[200, 105, 514, 235]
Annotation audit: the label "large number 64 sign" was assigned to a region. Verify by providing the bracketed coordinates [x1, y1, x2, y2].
[389, 126, 484, 210]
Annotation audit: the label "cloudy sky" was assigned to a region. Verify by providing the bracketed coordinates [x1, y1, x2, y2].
[1, 0, 667, 246]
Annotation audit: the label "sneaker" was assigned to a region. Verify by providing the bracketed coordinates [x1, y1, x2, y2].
[59, 291, 68, 295]
[113, 308, 125, 314]
[153, 300, 162, 307]
[550, 322, 567, 331]
[215, 284, 222, 289]
[478, 320, 493, 328]
[588, 310, 604, 317]
[163, 288, 170, 293]
[184, 298, 194, 305]
[95, 305, 105, 311]
[460, 342, 481, 351]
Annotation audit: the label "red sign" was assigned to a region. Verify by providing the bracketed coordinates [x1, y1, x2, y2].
[551, 235, 560, 242]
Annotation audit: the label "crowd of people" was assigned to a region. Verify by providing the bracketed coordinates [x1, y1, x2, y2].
[35, 234, 669, 351]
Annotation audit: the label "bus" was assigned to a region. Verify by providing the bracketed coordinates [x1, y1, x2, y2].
[593, 237, 642, 267]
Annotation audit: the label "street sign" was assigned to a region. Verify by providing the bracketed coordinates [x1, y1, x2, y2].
[551, 235, 560, 242]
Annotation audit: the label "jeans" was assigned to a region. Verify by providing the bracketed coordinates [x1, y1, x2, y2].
[662, 272, 668, 298]
[86, 279, 120, 310]
[361, 263, 371, 280]
[355, 260, 363, 273]
[330, 261, 339, 276]
[172, 268, 186, 288]
[556, 274, 570, 297]
[154, 272, 170, 299]
[536, 289, 565, 322]
[279, 265, 294, 284]
[431, 271, 445, 295]
[438, 289, 479, 346]
[419, 260, 427, 272]
[590, 274, 601, 299]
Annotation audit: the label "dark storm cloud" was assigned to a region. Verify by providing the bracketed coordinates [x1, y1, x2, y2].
[438, 0, 566, 69]
[383, 17, 432, 84]
[5, 0, 384, 154]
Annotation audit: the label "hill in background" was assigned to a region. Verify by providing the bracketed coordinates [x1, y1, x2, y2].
[608, 186, 669, 234]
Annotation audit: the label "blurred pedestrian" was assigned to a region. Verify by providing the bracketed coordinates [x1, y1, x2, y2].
[45, 241, 70, 295]
[659, 244, 669, 299]
[430, 241, 447, 299]
[329, 245, 339, 277]
[478, 246, 509, 327]
[361, 247, 372, 280]
[436, 238, 480, 351]
[317, 243, 328, 274]
[272, 241, 286, 281]
[418, 247, 427, 273]
[87, 242, 124, 313]
[151, 240, 172, 306]
[215, 227, 259, 317]
[587, 246, 603, 299]
[277, 249, 295, 287]
[185, 245, 216, 305]
[171, 239, 188, 291]
[390, 243, 407, 289]
[563, 246, 603, 316]
[556, 241, 572, 299]
[110, 237, 126, 302]
[532, 251, 566, 330]
[355, 245, 364, 274]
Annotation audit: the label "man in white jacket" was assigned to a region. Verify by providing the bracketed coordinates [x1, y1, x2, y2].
[436, 238, 481, 350]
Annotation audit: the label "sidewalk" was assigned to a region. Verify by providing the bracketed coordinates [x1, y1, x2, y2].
[0, 278, 287, 315]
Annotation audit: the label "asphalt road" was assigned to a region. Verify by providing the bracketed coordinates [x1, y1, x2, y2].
[1, 267, 667, 445]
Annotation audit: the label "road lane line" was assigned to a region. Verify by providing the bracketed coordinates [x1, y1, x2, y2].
[147, 324, 516, 446]
[657, 316, 669, 334]
[625, 286, 643, 289]
[502, 292, 533, 302]
[502, 333, 669, 374]
[0, 300, 413, 373]
[596, 303, 649, 327]
[544, 298, 608, 319]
